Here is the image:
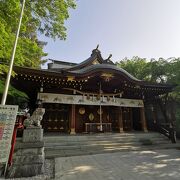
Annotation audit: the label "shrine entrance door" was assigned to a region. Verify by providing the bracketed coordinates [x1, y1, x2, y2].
[42, 103, 70, 133]
[122, 107, 132, 131]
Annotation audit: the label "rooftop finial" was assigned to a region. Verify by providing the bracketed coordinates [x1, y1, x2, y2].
[107, 54, 112, 59]
[96, 44, 99, 50]
[91, 44, 101, 56]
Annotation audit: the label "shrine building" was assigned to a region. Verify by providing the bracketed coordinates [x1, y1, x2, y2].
[12, 48, 173, 134]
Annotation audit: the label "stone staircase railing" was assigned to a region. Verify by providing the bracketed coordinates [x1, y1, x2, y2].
[156, 123, 176, 143]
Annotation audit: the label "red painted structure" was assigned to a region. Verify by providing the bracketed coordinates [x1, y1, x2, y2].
[8, 114, 26, 166]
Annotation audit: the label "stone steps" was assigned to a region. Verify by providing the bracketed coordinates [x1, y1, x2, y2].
[45, 137, 170, 146]
[45, 140, 170, 150]
[44, 133, 168, 142]
[44, 132, 179, 158]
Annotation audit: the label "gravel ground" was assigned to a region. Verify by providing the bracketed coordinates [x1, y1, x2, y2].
[0, 158, 55, 180]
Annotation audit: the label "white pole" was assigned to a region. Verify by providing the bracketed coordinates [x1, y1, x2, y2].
[1, 0, 26, 105]
[99, 82, 103, 131]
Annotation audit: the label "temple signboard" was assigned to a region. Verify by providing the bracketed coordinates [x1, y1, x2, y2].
[39, 93, 144, 107]
[0, 105, 18, 164]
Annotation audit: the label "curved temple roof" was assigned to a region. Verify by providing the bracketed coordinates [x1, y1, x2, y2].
[12, 47, 174, 98]
[68, 64, 141, 82]
[47, 47, 140, 82]
[46, 48, 173, 88]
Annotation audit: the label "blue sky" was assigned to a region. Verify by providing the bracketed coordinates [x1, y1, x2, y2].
[39, 0, 180, 65]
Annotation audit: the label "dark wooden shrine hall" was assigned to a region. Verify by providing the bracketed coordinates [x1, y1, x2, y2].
[11, 47, 174, 134]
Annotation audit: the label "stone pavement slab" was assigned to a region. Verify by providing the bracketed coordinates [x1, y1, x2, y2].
[55, 149, 180, 180]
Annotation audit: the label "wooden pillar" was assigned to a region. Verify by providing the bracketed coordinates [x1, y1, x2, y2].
[152, 107, 157, 124]
[70, 104, 76, 134]
[140, 107, 148, 132]
[129, 108, 133, 131]
[119, 107, 124, 133]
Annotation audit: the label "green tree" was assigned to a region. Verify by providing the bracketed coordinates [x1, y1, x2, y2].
[148, 58, 170, 83]
[116, 56, 180, 130]
[116, 56, 151, 81]
[116, 56, 179, 90]
[166, 58, 180, 99]
[0, 0, 76, 103]
[0, 0, 76, 73]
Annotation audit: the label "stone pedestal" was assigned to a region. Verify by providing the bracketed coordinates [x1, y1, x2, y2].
[70, 128, 76, 134]
[7, 128, 45, 178]
[23, 127, 43, 142]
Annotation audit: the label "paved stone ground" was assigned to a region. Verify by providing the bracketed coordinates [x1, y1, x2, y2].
[0, 159, 54, 180]
[55, 149, 180, 180]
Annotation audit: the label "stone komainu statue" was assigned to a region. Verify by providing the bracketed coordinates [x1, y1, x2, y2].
[24, 108, 45, 127]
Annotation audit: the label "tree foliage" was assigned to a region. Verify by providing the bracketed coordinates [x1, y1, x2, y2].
[26, 0, 76, 40]
[116, 57, 180, 99]
[0, 80, 28, 99]
[116, 57, 180, 126]
[116, 57, 151, 81]
[0, 0, 76, 73]
[0, 79, 29, 104]
[0, 0, 76, 103]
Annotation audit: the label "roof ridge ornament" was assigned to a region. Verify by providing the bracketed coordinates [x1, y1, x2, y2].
[91, 44, 101, 56]
[107, 54, 112, 60]
[103, 54, 114, 65]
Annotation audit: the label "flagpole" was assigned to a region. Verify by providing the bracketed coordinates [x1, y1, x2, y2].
[1, 0, 26, 105]
[99, 82, 103, 132]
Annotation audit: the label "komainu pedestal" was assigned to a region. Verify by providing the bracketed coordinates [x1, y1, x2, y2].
[7, 108, 45, 178]
[23, 127, 43, 143]
[7, 128, 45, 178]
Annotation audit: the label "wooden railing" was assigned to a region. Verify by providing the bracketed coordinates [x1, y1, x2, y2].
[157, 123, 176, 143]
[85, 123, 112, 133]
